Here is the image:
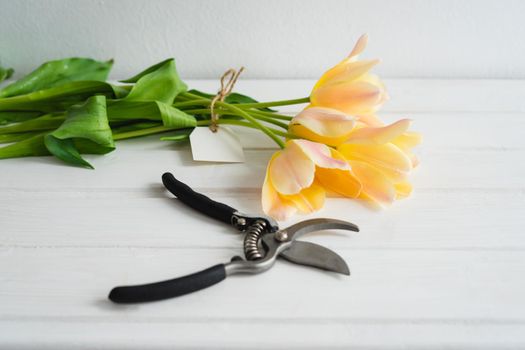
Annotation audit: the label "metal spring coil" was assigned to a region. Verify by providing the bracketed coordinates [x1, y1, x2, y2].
[243, 220, 266, 260]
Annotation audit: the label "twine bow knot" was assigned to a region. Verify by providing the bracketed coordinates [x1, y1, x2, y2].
[209, 67, 244, 132]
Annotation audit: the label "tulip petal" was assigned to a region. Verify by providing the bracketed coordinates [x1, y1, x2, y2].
[293, 139, 349, 170]
[406, 151, 420, 167]
[262, 179, 297, 221]
[348, 34, 369, 59]
[349, 160, 395, 206]
[338, 143, 412, 182]
[357, 114, 384, 127]
[262, 154, 298, 220]
[311, 81, 383, 115]
[291, 107, 356, 137]
[316, 149, 362, 198]
[282, 182, 326, 214]
[345, 119, 411, 145]
[269, 146, 315, 195]
[315, 60, 380, 89]
[392, 131, 422, 150]
[289, 107, 356, 146]
[395, 181, 413, 199]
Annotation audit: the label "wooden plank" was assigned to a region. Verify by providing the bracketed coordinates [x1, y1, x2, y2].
[1, 191, 523, 249]
[1, 320, 524, 349]
[0, 245, 523, 350]
[1, 248, 524, 321]
[0, 146, 522, 191]
[2, 109, 524, 191]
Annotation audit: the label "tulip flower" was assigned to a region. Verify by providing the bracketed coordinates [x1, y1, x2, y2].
[288, 107, 357, 147]
[337, 119, 421, 205]
[266, 115, 421, 219]
[309, 34, 388, 115]
[262, 139, 362, 220]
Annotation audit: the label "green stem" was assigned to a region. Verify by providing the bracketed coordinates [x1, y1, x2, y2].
[112, 125, 167, 140]
[202, 119, 295, 138]
[112, 119, 296, 141]
[249, 110, 293, 120]
[181, 108, 289, 130]
[0, 131, 43, 144]
[0, 113, 64, 135]
[180, 91, 309, 109]
[181, 91, 286, 148]
[231, 97, 310, 109]
[216, 101, 285, 148]
[172, 99, 209, 109]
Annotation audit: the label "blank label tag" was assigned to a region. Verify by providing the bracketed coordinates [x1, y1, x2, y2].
[190, 126, 245, 162]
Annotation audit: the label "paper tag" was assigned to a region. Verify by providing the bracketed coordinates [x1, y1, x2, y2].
[190, 126, 245, 162]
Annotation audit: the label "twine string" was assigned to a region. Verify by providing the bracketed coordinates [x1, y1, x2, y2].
[209, 66, 245, 132]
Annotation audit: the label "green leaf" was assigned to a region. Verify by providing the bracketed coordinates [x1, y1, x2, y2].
[160, 128, 193, 142]
[119, 58, 172, 83]
[0, 57, 113, 98]
[0, 66, 14, 83]
[123, 59, 187, 104]
[0, 80, 127, 112]
[105, 59, 194, 129]
[44, 95, 115, 168]
[107, 100, 196, 128]
[44, 136, 94, 169]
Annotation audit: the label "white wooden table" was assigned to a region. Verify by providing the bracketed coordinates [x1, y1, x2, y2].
[1, 79, 524, 349]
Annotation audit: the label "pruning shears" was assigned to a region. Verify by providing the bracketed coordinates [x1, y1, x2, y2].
[108, 172, 359, 303]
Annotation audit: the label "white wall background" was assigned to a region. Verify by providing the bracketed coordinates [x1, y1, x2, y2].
[1, 0, 524, 79]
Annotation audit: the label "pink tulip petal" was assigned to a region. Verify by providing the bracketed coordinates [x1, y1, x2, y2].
[311, 81, 383, 115]
[262, 154, 298, 220]
[345, 119, 411, 145]
[292, 139, 349, 170]
[357, 114, 384, 127]
[407, 151, 420, 167]
[348, 34, 369, 59]
[290, 107, 356, 138]
[269, 145, 315, 195]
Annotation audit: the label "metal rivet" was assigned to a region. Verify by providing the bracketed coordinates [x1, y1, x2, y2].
[275, 231, 288, 242]
[236, 218, 247, 227]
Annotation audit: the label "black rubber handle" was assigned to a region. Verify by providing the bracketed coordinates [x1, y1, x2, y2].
[108, 264, 227, 303]
[162, 172, 236, 225]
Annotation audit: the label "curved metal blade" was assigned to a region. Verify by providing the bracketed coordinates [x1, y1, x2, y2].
[279, 241, 350, 275]
[284, 218, 359, 242]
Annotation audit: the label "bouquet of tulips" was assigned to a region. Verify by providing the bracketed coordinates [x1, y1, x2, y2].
[0, 35, 420, 220]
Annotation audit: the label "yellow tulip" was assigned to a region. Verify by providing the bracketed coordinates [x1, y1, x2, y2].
[337, 119, 421, 205]
[261, 34, 420, 219]
[266, 119, 421, 219]
[262, 139, 361, 220]
[288, 106, 357, 147]
[310, 34, 388, 115]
